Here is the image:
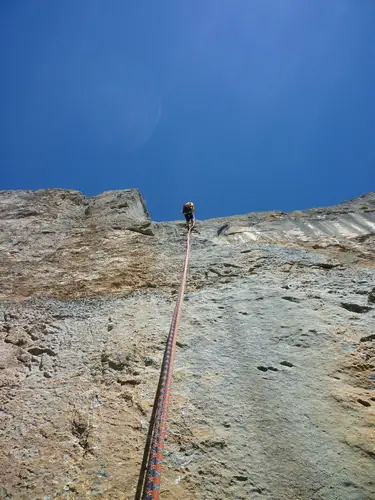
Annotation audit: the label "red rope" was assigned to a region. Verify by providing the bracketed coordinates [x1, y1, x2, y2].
[137, 223, 194, 500]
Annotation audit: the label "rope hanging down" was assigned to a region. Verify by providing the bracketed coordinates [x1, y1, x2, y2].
[136, 224, 194, 500]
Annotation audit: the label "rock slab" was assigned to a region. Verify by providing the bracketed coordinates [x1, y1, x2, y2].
[0, 189, 374, 499]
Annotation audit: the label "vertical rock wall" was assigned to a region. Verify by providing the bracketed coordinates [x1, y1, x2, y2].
[0, 190, 374, 499]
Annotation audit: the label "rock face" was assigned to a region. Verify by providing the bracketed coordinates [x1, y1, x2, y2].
[0, 189, 374, 500]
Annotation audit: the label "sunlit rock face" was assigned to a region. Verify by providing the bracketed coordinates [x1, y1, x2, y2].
[0, 189, 374, 499]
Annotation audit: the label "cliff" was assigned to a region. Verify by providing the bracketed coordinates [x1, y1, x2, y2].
[0, 189, 374, 499]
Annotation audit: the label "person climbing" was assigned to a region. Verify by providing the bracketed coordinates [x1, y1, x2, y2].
[182, 201, 195, 227]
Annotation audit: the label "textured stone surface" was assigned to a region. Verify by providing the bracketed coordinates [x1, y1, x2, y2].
[0, 189, 374, 499]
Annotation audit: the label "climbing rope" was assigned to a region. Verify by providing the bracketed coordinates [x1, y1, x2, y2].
[136, 223, 194, 500]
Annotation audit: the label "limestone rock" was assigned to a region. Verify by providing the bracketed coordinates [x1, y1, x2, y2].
[0, 189, 374, 499]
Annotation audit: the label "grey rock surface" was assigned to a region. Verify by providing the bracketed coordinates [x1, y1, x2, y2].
[0, 189, 374, 499]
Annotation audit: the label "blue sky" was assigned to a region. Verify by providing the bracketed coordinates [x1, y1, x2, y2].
[1, 1, 374, 221]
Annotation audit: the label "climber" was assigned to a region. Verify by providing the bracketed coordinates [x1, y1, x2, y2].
[182, 201, 195, 227]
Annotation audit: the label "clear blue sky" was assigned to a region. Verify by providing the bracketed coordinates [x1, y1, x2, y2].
[1, 1, 374, 221]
